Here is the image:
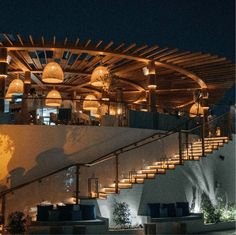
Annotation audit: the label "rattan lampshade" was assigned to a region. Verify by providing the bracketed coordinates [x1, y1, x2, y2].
[83, 94, 100, 110]
[45, 89, 62, 107]
[7, 78, 24, 95]
[90, 66, 110, 88]
[42, 62, 64, 83]
[5, 91, 12, 101]
[189, 102, 204, 117]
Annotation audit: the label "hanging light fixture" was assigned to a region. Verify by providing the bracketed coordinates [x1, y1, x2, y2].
[90, 66, 111, 89]
[7, 77, 24, 95]
[83, 94, 100, 110]
[5, 91, 13, 101]
[189, 102, 204, 117]
[42, 62, 64, 83]
[45, 89, 62, 107]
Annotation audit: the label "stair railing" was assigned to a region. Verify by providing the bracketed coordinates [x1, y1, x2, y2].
[180, 112, 231, 160]
[1, 112, 231, 225]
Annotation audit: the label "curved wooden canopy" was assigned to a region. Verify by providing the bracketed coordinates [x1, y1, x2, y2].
[0, 33, 235, 109]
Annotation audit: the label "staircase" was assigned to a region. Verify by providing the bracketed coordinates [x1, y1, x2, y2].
[97, 136, 229, 199]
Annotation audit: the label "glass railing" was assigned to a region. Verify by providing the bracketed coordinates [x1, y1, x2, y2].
[0, 97, 198, 131]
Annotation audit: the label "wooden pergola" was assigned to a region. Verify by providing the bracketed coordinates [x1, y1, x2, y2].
[0, 33, 235, 111]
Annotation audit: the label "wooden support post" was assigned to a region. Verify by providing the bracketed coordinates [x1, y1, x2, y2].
[148, 89, 157, 112]
[21, 71, 32, 123]
[0, 79, 5, 112]
[1, 195, 6, 228]
[201, 118, 205, 157]
[75, 165, 80, 205]
[179, 131, 183, 165]
[115, 155, 119, 194]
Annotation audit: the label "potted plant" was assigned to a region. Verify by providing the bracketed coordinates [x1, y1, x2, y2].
[6, 211, 29, 235]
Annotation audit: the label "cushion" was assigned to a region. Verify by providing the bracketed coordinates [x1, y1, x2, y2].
[48, 210, 60, 221]
[160, 207, 168, 217]
[37, 205, 53, 221]
[72, 210, 82, 221]
[80, 205, 96, 220]
[161, 203, 176, 217]
[176, 202, 190, 216]
[57, 204, 74, 221]
[175, 207, 183, 217]
[147, 203, 160, 218]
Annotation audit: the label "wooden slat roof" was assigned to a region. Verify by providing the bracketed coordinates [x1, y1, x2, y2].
[0, 33, 235, 110]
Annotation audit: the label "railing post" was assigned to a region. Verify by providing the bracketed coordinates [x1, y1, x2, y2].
[201, 117, 205, 157]
[179, 131, 183, 165]
[75, 164, 80, 205]
[115, 154, 119, 194]
[1, 194, 6, 229]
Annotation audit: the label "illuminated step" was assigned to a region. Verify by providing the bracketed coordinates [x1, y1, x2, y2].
[140, 169, 157, 174]
[98, 192, 107, 199]
[183, 149, 213, 154]
[133, 173, 155, 179]
[192, 141, 224, 146]
[101, 187, 119, 194]
[121, 178, 145, 184]
[204, 137, 228, 141]
[172, 155, 200, 160]
[154, 160, 180, 165]
[110, 182, 132, 189]
[149, 164, 176, 170]
[156, 168, 166, 174]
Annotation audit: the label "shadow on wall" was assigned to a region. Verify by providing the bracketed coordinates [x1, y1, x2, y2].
[8, 148, 74, 188]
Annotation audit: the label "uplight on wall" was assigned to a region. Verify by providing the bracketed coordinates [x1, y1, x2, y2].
[42, 62, 64, 83]
[45, 89, 62, 107]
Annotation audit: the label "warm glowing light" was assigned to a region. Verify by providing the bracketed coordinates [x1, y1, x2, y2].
[90, 66, 110, 88]
[189, 102, 204, 117]
[7, 78, 24, 95]
[42, 62, 64, 83]
[45, 89, 62, 107]
[83, 94, 100, 110]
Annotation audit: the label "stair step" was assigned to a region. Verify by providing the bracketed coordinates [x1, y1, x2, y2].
[204, 137, 228, 141]
[98, 192, 107, 199]
[133, 173, 155, 179]
[110, 182, 132, 189]
[149, 164, 175, 170]
[140, 169, 157, 174]
[121, 178, 145, 184]
[101, 187, 119, 194]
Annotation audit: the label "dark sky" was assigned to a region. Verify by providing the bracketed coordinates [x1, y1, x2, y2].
[0, 0, 235, 61]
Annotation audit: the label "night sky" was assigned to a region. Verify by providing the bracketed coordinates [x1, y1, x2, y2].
[0, 0, 235, 61]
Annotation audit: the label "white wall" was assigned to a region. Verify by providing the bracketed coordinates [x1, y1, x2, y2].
[96, 135, 235, 226]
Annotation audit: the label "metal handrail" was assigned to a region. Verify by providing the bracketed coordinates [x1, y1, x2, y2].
[0, 120, 188, 197]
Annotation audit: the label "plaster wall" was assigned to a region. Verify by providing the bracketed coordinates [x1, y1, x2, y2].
[96, 135, 235, 227]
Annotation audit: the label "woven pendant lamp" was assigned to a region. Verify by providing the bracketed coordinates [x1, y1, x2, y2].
[83, 94, 100, 110]
[45, 89, 62, 107]
[42, 62, 64, 83]
[7, 78, 24, 95]
[90, 66, 110, 88]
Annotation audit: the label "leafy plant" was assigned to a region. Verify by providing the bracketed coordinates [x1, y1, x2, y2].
[6, 211, 28, 234]
[201, 192, 221, 224]
[112, 200, 131, 228]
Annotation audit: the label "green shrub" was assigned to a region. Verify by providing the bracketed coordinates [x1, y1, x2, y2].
[112, 200, 131, 228]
